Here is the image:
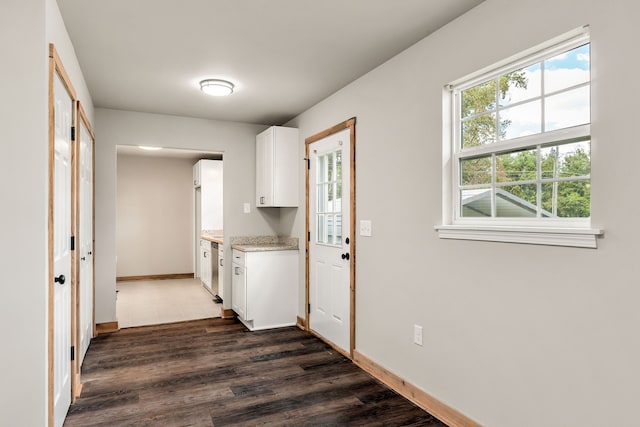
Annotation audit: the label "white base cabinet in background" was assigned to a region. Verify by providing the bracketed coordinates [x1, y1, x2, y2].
[232, 249, 298, 331]
[218, 245, 224, 301]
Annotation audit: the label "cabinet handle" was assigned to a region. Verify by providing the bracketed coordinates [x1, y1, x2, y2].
[203, 252, 207, 258]
[234, 266, 239, 275]
[220, 259, 223, 267]
[260, 196, 265, 204]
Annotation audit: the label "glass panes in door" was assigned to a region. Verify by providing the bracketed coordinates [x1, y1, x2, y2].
[316, 149, 342, 245]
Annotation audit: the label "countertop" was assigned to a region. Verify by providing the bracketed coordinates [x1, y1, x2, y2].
[230, 236, 298, 252]
[201, 230, 223, 245]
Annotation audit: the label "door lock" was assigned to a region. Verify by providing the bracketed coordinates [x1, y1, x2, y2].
[341, 253, 350, 261]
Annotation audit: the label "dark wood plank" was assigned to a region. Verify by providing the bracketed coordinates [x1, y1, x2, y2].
[64, 318, 446, 427]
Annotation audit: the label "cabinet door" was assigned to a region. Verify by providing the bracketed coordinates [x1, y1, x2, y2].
[256, 128, 274, 206]
[232, 263, 246, 319]
[193, 161, 201, 188]
[218, 249, 224, 300]
[201, 247, 211, 289]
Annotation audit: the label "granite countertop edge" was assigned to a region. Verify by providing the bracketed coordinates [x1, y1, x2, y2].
[230, 236, 299, 252]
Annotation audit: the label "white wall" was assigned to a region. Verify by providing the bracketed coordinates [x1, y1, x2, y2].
[116, 154, 195, 277]
[287, 1, 640, 425]
[95, 108, 274, 322]
[0, 2, 48, 424]
[0, 0, 93, 424]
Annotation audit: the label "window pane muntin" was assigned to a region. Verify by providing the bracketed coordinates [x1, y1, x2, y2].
[495, 184, 538, 218]
[461, 112, 497, 148]
[544, 43, 590, 94]
[461, 155, 492, 185]
[461, 80, 497, 119]
[315, 148, 343, 246]
[544, 85, 590, 132]
[541, 180, 590, 218]
[541, 140, 590, 180]
[495, 149, 537, 183]
[498, 100, 542, 140]
[499, 63, 541, 107]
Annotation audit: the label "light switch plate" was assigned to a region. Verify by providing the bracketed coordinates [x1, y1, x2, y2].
[243, 203, 251, 214]
[360, 220, 372, 236]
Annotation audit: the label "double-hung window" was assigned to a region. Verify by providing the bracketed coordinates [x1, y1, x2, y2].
[438, 27, 602, 248]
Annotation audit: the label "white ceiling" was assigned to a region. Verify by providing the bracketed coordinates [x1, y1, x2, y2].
[57, 0, 483, 125]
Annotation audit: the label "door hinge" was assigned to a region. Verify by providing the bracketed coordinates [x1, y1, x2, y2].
[71, 126, 76, 141]
[308, 303, 311, 314]
[308, 231, 310, 242]
[304, 157, 310, 169]
[70, 235, 75, 251]
[70, 345, 75, 361]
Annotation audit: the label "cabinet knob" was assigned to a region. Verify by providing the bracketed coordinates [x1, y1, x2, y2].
[341, 253, 350, 261]
[54, 274, 66, 285]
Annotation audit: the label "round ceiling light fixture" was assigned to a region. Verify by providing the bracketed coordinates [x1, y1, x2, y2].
[199, 79, 234, 96]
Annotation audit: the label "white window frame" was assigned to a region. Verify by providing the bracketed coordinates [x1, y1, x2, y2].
[436, 26, 603, 248]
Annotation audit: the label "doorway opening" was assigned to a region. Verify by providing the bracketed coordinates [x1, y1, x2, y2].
[115, 146, 223, 328]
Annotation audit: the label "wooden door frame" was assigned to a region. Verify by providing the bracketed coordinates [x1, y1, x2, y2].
[305, 117, 356, 358]
[72, 101, 96, 397]
[48, 44, 78, 427]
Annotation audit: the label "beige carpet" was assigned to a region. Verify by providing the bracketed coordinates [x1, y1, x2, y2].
[116, 278, 221, 328]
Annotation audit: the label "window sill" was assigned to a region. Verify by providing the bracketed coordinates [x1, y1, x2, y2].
[434, 224, 603, 248]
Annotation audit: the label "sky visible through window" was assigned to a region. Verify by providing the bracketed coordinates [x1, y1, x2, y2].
[500, 44, 590, 139]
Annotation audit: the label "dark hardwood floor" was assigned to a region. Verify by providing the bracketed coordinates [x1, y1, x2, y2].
[64, 318, 446, 427]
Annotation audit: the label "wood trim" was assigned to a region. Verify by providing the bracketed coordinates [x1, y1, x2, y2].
[49, 44, 77, 101]
[304, 118, 357, 357]
[353, 350, 481, 427]
[296, 316, 306, 330]
[48, 43, 80, 427]
[116, 273, 195, 282]
[95, 322, 120, 335]
[221, 308, 236, 319]
[77, 102, 97, 339]
[308, 329, 351, 360]
[70, 89, 79, 404]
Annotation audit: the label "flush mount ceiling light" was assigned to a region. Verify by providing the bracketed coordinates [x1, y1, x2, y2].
[138, 146, 162, 151]
[199, 79, 234, 96]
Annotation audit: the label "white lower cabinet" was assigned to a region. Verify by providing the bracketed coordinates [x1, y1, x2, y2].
[218, 245, 224, 301]
[200, 239, 212, 292]
[231, 249, 298, 331]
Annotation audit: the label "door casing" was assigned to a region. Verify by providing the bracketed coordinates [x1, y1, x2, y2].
[305, 117, 356, 358]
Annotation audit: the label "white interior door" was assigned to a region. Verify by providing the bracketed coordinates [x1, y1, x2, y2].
[78, 114, 93, 363]
[309, 128, 351, 353]
[53, 70, 73, 427]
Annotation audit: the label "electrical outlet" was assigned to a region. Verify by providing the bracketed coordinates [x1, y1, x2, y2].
[243, 203, 251, 214]
[359, 220, 372, 236]
[414, 325, 423, 346]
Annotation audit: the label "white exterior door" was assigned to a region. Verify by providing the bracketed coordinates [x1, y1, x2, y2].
[53, 70, 73, 427]
[78, 114, 93, 363]
[309, 128, 351, 353]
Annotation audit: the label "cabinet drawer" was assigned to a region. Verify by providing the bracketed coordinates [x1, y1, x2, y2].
[232, 249, 246, 266]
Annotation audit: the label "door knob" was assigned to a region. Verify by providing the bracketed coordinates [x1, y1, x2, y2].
[81, 256, 86, 261]
[341, 253, 350, 260]
[54, 274, 66, 285]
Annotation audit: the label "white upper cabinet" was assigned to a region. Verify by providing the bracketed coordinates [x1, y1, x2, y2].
[193, 161, 201, 188]
[256, 126, 299, 207]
